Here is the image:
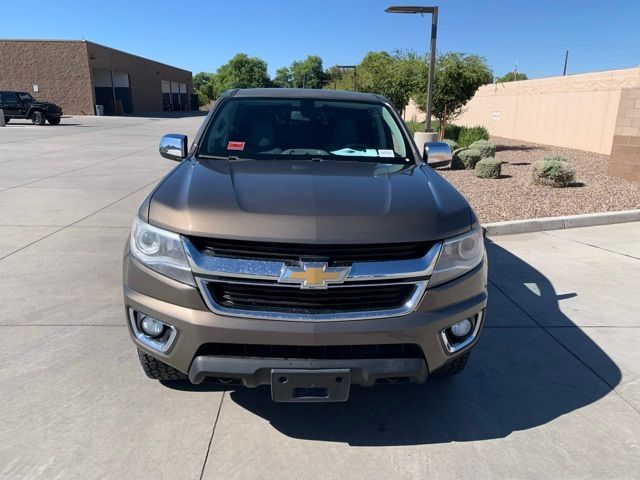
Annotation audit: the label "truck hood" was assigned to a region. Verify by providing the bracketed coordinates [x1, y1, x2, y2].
[31, 101, 60, 110]
[147, 159, 473, 243]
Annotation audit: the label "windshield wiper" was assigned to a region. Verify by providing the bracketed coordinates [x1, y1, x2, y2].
[197, 154, 245, 161]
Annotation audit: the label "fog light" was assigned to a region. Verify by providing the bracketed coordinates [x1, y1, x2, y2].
[450, 318, 473, 338]
[140, 315, 165, 338]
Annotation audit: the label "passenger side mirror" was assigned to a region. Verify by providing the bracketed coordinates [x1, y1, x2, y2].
[423, 141, 452, 168]
[159, 134, 188, 161]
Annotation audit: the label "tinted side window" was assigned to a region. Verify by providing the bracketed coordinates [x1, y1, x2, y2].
[1, 93, 18, 102]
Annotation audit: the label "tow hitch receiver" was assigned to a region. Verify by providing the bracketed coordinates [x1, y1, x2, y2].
[271, 369, 351, 402]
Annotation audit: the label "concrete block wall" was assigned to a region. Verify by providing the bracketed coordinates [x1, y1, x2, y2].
[86, 42, 192, 114]
[0, 40, 95, 115]
[608, 88, 640, 181]
[455, 68, 640, 155]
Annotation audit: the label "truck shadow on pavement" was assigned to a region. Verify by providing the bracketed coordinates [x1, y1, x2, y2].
[171, 240, 622, 446]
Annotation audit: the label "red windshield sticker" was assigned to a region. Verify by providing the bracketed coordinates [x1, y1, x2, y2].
[227, 141, 245, 151]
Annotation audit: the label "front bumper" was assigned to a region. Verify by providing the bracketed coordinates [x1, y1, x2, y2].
[123, 254, 488, 383]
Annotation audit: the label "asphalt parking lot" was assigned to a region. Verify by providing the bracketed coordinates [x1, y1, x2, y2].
[1, 115, 639, 480]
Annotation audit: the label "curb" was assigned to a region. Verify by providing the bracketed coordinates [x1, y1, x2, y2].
[484, 209, 640, 236]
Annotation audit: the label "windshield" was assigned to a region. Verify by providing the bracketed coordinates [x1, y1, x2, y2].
[17, 93, 35, 102]
[198, 98, 411, 163]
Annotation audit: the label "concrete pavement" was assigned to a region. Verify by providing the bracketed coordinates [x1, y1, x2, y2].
[1, 116, 639, 479]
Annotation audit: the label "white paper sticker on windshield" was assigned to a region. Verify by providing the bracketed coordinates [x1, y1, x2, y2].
[378, 149, 395, 158]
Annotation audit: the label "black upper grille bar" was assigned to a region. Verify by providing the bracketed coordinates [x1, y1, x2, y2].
[188, 236, 433, 263]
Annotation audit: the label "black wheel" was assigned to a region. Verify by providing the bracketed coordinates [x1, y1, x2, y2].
[31, 111, 46, 125]
[431, 351, 471, 376]
[3, 117, 9, 124]
[47, 117, 61, 125]
[137, 349, 187, 381]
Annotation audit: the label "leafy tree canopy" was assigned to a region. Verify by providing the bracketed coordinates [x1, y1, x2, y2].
[215, 53, 271, 92]
[272, 67, 293, 88]
[288, 55, 327, 89]
[496, 71, 528, 82]
[356, 50, 426, 112]
[413, 52, 493, 133]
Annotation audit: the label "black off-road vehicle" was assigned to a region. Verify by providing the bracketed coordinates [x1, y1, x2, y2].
[0, 91, 63, 125]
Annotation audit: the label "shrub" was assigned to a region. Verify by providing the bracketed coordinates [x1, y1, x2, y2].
[405, 120, 422, 137]
[457, 149, 483, 169]
[541, 154, 568, 163]
[468, 139, 496, 158]
[531, 157, 576, 187]
[474, 157, 502, 179]
[442, 138, 459, 151]
[450, 148, 467, 170]
[458, 126, 490, 147]
[444, 124, 463, 142]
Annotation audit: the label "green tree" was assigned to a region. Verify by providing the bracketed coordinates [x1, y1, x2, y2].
[215, 53, 271, 92]
[324, 65, 357, 91]
[496, 71, 528, 82]
[357, 50, 425, 112]
[273, 67, 293, 88]
[289, 55, 327, 89]
[193, 71, 217, 103]
[413, 52, 493, 135]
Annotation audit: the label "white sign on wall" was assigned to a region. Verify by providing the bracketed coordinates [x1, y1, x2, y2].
[492, 111, 501, 121]
[33, 84, 39, 93]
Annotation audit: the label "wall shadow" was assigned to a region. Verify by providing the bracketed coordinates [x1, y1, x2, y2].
[495, 144, 539, 153]
[213, 239, 621, 446]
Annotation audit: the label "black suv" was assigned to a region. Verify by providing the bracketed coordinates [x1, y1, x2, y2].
[0, 91, 63, 125]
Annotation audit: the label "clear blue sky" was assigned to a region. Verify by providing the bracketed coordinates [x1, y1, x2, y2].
[4, 0, 640, 79]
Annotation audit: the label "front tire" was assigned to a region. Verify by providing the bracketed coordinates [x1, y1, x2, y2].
[431, 351, 471, 376]
[31, 111, 46, 125]
[47, 117, 61, 125]
[137, 349, 187, 381]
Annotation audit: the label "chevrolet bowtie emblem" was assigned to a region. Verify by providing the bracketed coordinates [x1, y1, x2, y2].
[279, 262, 351, 289]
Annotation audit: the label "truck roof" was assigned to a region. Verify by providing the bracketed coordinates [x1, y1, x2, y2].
[231, 88, 385, 103]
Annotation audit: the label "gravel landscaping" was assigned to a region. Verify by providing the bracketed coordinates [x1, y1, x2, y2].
[437, 136, 640, 223]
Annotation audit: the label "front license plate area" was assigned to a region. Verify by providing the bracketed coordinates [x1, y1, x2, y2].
[271, 369, 351, 402]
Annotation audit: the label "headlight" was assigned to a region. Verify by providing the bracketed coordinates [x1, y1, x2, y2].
[130, 217, 195, 286]
[430, 226, 484, 287]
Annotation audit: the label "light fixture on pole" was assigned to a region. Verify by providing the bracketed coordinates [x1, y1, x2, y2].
[385, 5, 438, 134]
[336, 65, 357, 91]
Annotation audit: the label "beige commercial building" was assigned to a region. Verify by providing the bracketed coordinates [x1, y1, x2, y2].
[455, 67, 640, 181]
[0, 39, 193, 115]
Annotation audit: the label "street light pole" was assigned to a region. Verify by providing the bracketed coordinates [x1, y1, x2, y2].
[336, 65, 357, 91]
[425, 6, 438, 132]
[385, 5, 439, 133]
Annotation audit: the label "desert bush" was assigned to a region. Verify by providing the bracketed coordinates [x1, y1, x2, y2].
[458, 126, 490, 147]
[474, 157, 502, 178]
[442, 138, 459, 151]
[450, 148, 468, 170]
[468, 139, 496, 158]
[540, 154, 568, 163]
[531, 157, 576, 187]
[404, 120, 441, 138]
[457, 149, 483, 169]
[444, 124, 463, 142]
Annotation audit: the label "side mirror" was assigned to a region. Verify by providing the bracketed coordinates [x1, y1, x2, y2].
[423, 141, 452, 168]
[159, 134, 188, 161]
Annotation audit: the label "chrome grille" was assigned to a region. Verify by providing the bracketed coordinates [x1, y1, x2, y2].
[184, 237, 442, 321]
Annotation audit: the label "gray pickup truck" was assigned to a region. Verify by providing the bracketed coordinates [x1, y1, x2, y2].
[123, 88, 487, 402]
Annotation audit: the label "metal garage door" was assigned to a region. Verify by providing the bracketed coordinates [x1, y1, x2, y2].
[93, 68, 132, 115]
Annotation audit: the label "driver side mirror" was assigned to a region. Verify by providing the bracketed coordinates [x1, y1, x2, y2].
[159, 134, 188, 161]
[423, 141, 452, 168]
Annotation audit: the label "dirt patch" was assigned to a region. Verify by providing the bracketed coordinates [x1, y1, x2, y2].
[437, 136, 640, 223]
